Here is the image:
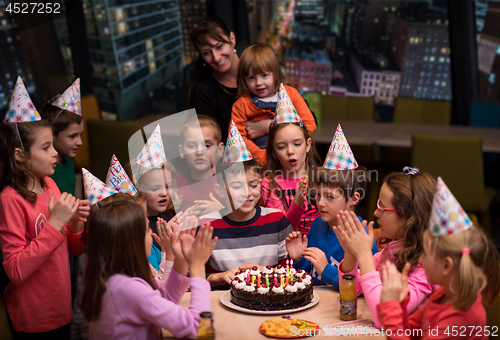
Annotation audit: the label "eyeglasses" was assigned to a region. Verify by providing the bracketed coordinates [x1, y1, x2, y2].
[376, 199, 400, 213]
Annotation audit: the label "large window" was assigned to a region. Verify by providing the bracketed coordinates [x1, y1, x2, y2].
[246, 0, 451, 105]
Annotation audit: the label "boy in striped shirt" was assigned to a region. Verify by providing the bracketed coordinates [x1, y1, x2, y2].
[200, 159, 292, 288]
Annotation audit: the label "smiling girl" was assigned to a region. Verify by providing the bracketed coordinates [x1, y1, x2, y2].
[231, 44, 316, 166]
[261, 119, 320, 235]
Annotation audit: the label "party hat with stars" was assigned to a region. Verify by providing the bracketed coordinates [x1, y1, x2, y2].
[4, 76, 41, 123]
[52, 78, 81, 116]
[82, 168, 117, 205]
[429, 177, 473, 237]
[274, 84, 302, 124]
[135, 124, 166, 168]
[105, 155, 137, 196]
[323, 124, 358, 170]
[223, 120, 253, 163]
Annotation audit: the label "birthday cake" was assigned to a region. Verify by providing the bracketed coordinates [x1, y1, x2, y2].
[230, 265, 313, 311]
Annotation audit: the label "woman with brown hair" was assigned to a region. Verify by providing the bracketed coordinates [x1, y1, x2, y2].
[189, 16, 240, 142]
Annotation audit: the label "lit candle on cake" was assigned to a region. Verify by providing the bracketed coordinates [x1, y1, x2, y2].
[257, 273, 261, 287]
[246, 270, 250, 283]
[266, 274, 269, 286]
[274, 273, 278, 286]
[286, 259, 289, 275]
[252, 275, 255, 286]
[286, 275, 289, 285]
[281, 275, 284, 287]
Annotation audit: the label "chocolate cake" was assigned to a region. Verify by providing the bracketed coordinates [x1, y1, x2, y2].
[230, 265, 314, 311]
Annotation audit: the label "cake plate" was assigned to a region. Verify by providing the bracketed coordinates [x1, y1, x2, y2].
[219, 291, 320, 315]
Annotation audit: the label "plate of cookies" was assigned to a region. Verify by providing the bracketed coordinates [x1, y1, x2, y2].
[259, 316, 320, 338]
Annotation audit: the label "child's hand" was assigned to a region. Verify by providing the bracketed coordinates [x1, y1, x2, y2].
[179, 215, 198, 231]
[293, 176, 308, 207]
[286, 231, 308, 261]
[48, 193, 79, 232]
[170, 226, 197, 262]
[208, 266, 243, 286]
[246, 119, 272, 139]
[179, 223, 218, 278]
[170, 226, 197, 276]
[238, 263, 265, 271]
[171, 211, 186, 225]
[193, 193, 224, 217]
[303, 247, 328, 276]
[238, 262, 255, 271]
[333, 210, 374, 260]
[69, 198, 90, 223]
[152, 217, 180, 259]
[381, 261, 411, 303]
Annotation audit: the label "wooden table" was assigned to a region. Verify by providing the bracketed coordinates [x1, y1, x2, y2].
[164, 286, 386, 339]
[314, 120, 500, 153]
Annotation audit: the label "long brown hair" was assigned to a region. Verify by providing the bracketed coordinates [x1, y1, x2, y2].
[264, 122, 319, 207]
[0, 121, 51, 204]
[383, 171, 436, 272]
[81, 200, 157, 321]
[424, 225, 500, 310]
[189, 16, 232, 100]
[237, 44, 284, 98]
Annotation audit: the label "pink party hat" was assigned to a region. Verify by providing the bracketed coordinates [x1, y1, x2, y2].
[82, 168, 117, 205]
[223, 120, 253, 163]
[274, 84, 302, 124]
[429, 177, 473, 237]
[52, 78, 81, 116]
[105, 155, 137, 196]
[4, 76, 41, 123]
[135, 124, 166, 168]
[323, 124, 358, 170]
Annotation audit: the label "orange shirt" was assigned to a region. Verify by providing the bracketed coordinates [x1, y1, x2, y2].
[231, 84, 316, 166]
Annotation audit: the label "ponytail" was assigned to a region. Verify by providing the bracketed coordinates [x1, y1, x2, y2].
[425, 226, 500, 310]
[454, 249, 487, 310]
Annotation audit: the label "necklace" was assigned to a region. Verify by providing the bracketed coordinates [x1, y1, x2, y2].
[215, 79, 238, 95]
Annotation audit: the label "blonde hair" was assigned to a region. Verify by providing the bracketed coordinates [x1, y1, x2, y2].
[128, 160, 180, 211]
[423, 225, 500, 310]
[180, 114, 221, 145]
[237, 44, 284, 98]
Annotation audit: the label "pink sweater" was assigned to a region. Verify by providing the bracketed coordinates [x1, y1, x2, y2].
[0, 177, 85, 332]
[89, 269, 211, 340]
[339, 239, 435, 329]
[377, 287, 487, 339]
[261, 175, 319, 235]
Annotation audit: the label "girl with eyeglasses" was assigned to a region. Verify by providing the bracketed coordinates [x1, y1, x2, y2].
[332, 168, 437, 328]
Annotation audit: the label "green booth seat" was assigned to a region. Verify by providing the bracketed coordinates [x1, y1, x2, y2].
[87, 120, 144, 181]
[411, 133, 496, 232]
[394, 97, 451, 125]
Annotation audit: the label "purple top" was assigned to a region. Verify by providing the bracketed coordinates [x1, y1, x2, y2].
[89, 268, 211, 339]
